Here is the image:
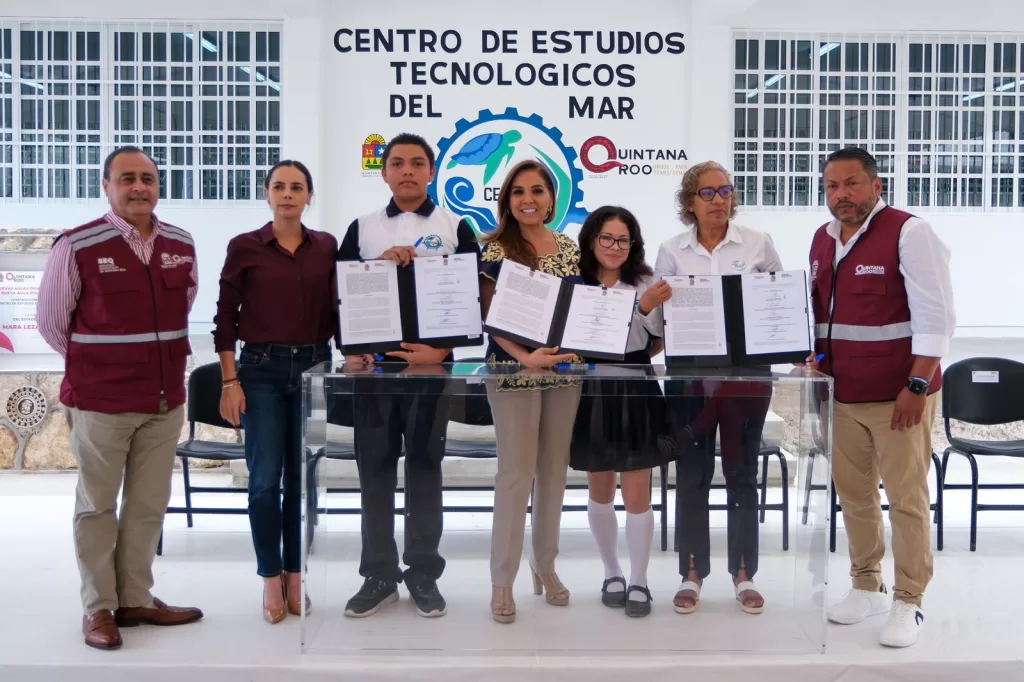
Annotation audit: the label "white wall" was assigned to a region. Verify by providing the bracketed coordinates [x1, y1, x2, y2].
[4, 0, 1023, 336]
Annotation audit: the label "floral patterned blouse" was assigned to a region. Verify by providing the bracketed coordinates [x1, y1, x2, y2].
[480, 231, 582, 391]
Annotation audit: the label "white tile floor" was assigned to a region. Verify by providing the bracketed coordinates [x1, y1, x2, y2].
[3, 463, 1024, 681]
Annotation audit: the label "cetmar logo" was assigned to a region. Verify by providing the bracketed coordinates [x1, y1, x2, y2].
[855, 264, 885, 276]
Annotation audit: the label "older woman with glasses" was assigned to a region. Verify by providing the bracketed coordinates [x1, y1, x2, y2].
[653, 161, 783, 616]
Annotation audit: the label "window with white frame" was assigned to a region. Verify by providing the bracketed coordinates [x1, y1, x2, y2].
[734, 32, 1024, 211]
[0, 20, 281, 203]
[1, 28, 13, 198]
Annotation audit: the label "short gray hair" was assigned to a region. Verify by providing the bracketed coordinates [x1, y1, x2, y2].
[676, 160, 739, 226]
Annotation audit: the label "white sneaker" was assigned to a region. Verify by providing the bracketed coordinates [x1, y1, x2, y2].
[879, 601, 923, 648]
[827, 585, 890, 625]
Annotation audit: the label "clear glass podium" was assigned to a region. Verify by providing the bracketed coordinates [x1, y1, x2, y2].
[300, 362, 833, 656]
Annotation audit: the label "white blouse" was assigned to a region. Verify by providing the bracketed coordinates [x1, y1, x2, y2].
[653, 223, 784, 278]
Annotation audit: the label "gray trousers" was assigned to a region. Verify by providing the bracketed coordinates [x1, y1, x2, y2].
[486, 385, 582, 587]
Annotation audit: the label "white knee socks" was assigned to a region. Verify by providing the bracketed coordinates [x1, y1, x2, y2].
[625, 508, 654, 600]
[587, 498, 623, 590]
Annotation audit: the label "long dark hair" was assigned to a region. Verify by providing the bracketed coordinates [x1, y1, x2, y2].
[578, 206, 652, 286]
[481, 160, 557, 267]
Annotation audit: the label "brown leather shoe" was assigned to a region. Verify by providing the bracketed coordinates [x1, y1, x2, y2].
[115, 598, 203, 627]
[83, 610, 122, 650]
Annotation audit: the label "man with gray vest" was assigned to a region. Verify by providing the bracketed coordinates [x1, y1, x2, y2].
[807, 147, 955, 648]
[38, 147, 204, 650]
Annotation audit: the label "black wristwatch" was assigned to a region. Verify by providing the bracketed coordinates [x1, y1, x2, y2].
[906, 376, 930, 395]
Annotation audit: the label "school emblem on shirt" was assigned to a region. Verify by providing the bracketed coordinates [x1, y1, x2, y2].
[731, 259, 747, 271]
[422, 234, 443, 250]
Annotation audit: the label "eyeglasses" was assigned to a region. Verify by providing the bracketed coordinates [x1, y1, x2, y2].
[696, 185, 735, 201]
[596, 234, 633, 250]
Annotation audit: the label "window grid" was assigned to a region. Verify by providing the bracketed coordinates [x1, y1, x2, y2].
[0, 20, 281, 204]
[1, 28, 14, 198]
[734, 32, 1024, 211]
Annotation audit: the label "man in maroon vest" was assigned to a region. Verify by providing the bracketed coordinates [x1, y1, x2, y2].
[37, 147, 203, 650]
[807, 147, 955, 648]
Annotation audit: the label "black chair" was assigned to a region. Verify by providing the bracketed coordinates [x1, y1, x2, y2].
[159, 362, 246, 555]
[940, 357, 1024, 551]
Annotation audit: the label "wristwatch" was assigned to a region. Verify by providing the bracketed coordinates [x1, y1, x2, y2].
[906, 376, 930, 395]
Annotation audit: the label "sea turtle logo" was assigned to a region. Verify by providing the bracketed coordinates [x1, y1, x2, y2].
[446, 130, 523, 184]
[430, 108, 587, 235]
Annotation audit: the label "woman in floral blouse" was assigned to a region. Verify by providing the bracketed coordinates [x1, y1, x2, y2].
[478, 160, 582, 624]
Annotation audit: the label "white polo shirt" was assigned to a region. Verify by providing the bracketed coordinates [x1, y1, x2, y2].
[653, 223, 783, 279]
[338, 197, 478, 260]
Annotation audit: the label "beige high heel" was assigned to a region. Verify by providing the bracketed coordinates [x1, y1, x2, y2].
[263, 577, 287, 625]
[282, 570, 312, 616]
[531, 568, 570, 606]
[491, 586, 516, 624]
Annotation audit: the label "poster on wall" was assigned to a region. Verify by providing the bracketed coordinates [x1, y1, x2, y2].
[328, 0, 691, 245]
[0, 271, 50, 354]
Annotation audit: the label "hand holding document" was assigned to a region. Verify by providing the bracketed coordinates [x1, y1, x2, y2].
[337, 254, 483, 354]
[658, 271, 812, 366]
[484, 260, 563, 347]
[484, 260, 638, 360]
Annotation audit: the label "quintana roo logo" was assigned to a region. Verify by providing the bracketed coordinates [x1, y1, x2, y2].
[429, 108, 588, 235]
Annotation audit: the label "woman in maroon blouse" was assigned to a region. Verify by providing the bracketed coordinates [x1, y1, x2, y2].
[213, 160, 339, 624]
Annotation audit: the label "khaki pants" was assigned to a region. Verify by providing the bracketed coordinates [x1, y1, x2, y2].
[67, 400, 184, 615]
[487, 385, 582, 587]
[832, 394, 938, 606]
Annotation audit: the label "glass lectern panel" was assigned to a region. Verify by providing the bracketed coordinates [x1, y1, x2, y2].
[300, 362, 832, 656]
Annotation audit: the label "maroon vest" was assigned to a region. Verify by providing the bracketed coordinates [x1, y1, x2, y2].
[60, 218, 195, 414]
[809, 206, 941, 403]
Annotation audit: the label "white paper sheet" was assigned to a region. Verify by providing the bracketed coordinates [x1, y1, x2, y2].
[337, 260, 402, 347]
[662, 275, 729, 357]
[413, 254, 483, 340]
[740, 271, 812, 356]
[558, 284, 636, 357]
[485, 260, 562, 346]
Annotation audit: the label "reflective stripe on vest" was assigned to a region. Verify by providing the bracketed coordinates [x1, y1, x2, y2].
[70, 329, 189, 344]
[814, 321, 912, 342]
[70, 227, 121, 252]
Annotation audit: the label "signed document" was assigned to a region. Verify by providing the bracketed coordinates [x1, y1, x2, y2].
[413, 254, 482, 340]
[558, 284, 636, 357]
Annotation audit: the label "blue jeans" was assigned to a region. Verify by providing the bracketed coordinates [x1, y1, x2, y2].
[239, 342, 331, 577]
